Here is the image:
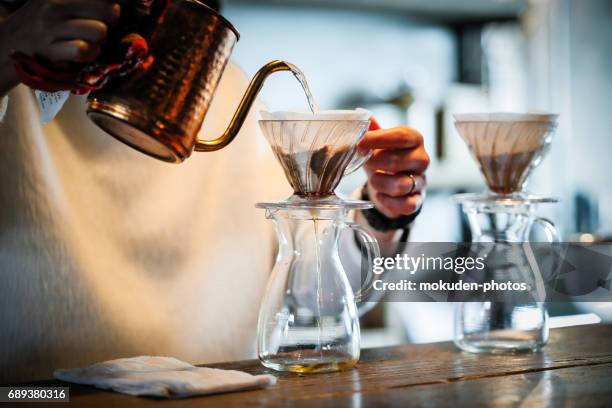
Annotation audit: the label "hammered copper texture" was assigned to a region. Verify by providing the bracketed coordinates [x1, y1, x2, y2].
[87, 0, 238, 162]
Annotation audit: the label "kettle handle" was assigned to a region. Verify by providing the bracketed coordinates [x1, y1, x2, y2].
[344, 222, 382, 316]
[194, 60, 292, 152]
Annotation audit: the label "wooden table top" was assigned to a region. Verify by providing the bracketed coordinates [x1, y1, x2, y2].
[13, 324, 612, 407]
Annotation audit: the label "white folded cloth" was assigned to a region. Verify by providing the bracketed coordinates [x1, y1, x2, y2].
[54, 356, 276, 398]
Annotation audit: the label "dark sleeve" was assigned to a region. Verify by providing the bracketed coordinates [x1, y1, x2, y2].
[0, 0, 25, 13]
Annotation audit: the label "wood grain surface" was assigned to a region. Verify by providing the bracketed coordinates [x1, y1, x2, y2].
[9, 324, 612, 407]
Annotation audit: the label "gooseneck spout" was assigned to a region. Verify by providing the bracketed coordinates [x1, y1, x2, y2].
[195, 60, 292, 152]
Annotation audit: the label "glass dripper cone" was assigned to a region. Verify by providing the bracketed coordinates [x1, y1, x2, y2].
[454, 113, 558, 196]
[259, 109, 371, 203]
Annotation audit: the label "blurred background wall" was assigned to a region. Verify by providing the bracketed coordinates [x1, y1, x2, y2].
[221, 0, 612, 343]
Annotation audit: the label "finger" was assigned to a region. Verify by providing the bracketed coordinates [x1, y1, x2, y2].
[369, 172, 426, 197]
[358, 126, 423, 151]
[55, 0, 121, 25]
[47, 40, 101, 63]
[365, 148, 429, 173]
[375, 192, 423, 218]
[53, 19, 108, 44]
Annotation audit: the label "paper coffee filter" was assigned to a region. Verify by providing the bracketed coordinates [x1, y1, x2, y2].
[454, 112, 558, 123]
[457, 122, 548, 155]
[454, 112, 558, 155]
[260, 108, 371, 121]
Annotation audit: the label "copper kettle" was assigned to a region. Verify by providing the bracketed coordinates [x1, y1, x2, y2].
[86, 0, 291, 163]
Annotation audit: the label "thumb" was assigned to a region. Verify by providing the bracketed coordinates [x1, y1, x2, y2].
[358, 116, 381, 154]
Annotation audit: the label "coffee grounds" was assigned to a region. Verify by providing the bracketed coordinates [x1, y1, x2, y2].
[272, 145, 355, 197]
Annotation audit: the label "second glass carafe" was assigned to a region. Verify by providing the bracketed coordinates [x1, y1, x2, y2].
[453, 195, 560, 353]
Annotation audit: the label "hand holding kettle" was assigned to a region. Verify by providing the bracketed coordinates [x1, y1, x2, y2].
[0, 0, 121, 95]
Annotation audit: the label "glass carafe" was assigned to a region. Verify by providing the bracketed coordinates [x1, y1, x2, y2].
[453, 195, 560, 353]
[256, 203, 380, 373]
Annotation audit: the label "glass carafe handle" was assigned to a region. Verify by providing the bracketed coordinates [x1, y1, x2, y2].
[525, 217, 560, 302]
[532, 217, 561, 243]
[344, 222, 381, 316]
